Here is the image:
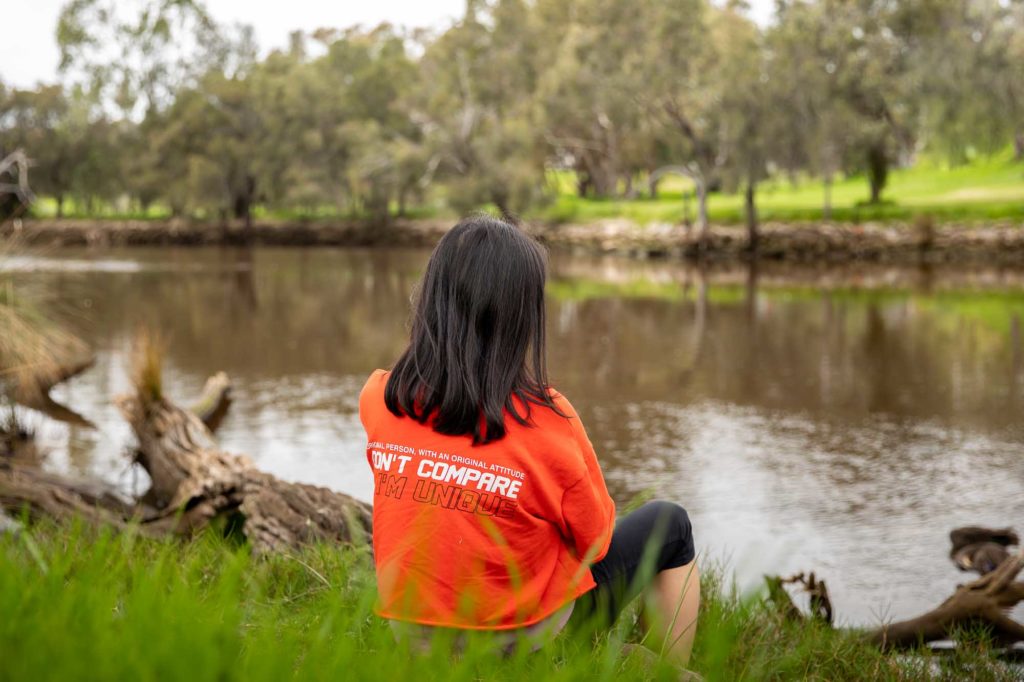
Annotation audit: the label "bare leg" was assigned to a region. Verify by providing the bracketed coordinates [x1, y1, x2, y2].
[643, 560, 701, 667]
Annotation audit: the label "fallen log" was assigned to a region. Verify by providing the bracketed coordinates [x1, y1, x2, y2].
[0, 460, 139, 529]
[115, 377, 371, 552]
[2, 342, 371, 553]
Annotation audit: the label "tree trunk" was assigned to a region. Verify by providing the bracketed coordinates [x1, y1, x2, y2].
[576, 172, 591, 198]
[56, 195, 64, 219]
[695, 179, 710, 252]
[1015, 131, 1024, 161]
[867, 144, 888, 204]
[823, 175, 833, 221]
[745, 181, 758, 254]
[233, 176, 256, 231]
[623, 175, 635, 199]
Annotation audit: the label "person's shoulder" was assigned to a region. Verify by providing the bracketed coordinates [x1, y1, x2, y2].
[359, 369, 391, 425]
[546, 387, 579, 419]
[361, 368, 390, 395]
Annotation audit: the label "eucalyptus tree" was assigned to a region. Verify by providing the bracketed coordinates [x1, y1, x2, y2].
[0, 85, 121, 216]
[768, 0, 859, 218]
[311, 25, 424, 220]
[709, 2, 776, 247]
[772, 0, 913, 206]
[56, 0, 253, 118]
[637, 0, 726, 241]
[892, 0, 1024, 162]
[533, 0, 653, 199]
[410, 0, 548, 216]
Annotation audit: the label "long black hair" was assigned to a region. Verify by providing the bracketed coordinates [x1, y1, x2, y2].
[384, 215, 563, 445]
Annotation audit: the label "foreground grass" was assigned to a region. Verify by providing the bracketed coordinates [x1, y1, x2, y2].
[1, 521, 1016, 681]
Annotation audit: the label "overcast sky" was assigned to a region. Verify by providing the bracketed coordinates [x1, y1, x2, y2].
[3, 0, 775, 89]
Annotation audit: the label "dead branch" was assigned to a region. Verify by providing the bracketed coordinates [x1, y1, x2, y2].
[867, 548, 1024, 650]
[764, 572, 833, 625]
[768, 545, 1024, 654]
[190, 371, 232, 432]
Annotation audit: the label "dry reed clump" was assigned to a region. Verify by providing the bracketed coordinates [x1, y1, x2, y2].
[0, 276, 88, 401]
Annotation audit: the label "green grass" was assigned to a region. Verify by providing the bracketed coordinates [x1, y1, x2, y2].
[540, 151, 1024, 225]
[0, 519, 1016, 681]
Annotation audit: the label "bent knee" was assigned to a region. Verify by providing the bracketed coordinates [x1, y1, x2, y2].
[643, 500, 693, 545]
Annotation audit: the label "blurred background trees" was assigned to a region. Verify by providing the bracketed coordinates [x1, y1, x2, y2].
[1, 0, 1022, 223]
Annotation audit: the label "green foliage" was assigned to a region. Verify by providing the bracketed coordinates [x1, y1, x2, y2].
[5, 521, 1017, 681]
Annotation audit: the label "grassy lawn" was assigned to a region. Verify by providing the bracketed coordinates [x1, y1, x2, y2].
[540, 151, 1024, 225]
[1, 519, 1016, 681]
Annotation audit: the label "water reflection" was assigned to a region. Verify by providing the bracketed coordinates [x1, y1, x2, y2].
[6, 246, 1024, 624]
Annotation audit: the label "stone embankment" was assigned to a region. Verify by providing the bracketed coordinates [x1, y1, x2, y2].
[5, 217, 1024, 265]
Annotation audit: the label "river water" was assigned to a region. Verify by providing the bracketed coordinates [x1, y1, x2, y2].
[5, 246, 1024, 626]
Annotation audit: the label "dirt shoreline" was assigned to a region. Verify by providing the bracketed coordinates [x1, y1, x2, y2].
[5, 217, 1024, 265]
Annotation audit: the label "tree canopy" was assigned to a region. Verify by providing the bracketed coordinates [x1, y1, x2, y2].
[2, 0, 1022, 226]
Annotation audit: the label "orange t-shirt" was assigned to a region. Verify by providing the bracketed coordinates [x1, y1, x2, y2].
[359, 369, 616, 630]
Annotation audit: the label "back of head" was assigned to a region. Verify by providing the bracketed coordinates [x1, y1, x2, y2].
[384, 215, 559, 444]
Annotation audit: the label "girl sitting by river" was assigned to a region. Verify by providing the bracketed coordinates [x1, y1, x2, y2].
[359, 215, 700, 667]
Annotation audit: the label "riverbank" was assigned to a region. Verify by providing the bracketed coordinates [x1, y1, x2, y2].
[3, 520, 1011, 681]
[5, 217, 1024, 265]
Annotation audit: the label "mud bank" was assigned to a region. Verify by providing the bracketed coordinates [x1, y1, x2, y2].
[5, 217, 1024, 265]
[539, 218, 1024, 265]
[1, 218, 450, 249]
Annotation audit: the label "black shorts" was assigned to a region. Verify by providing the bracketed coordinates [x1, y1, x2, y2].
[570, 500, 696, 627]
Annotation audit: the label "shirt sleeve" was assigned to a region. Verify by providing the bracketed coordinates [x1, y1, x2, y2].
[559, 406, 616, 564]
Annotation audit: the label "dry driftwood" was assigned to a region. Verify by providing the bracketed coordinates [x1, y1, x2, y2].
[767, 534, 1024, 654]
[0, 460, 139, 529]
[765, 572, 833, 625]
[867, 548, 1024, 650]
[1, 356, 371, 553]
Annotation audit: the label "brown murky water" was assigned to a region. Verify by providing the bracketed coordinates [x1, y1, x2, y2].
[5, 246, 1024, 626]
